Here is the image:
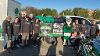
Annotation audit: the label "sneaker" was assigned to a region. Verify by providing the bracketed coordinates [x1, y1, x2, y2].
[2, 49, 7, 52]
[34, 44, 38, 47]
[19, 44, 24, 47]
[63, 44, 67, 46]
[16, 45, 20, 48]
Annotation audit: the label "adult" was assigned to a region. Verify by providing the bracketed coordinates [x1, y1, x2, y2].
[29, 14, 35, 39]
[90, 20, 97, 39]
[20, 11, 27, 46]
[75, 19, 81, 33]
[81, 19, 88, 39]
[2, 16, 12, 51]
[22, 16, 31, 46]
[12, 17, 20, 47]
[72, 22, 77, 32]
[32, 18, 40, 46]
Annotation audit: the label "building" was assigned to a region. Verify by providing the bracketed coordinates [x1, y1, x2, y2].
[0, 0, 21, 22]
[0, 0, 21, 40]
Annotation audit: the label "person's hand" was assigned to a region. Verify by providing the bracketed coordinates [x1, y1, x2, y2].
[32, 32, 35, 35]
[32, 30, 35, 34]
[30, 32, 32, 35]
[5, 34, 8, 36]
[85, 30, 87, 33]
[19, 33, 22, 35]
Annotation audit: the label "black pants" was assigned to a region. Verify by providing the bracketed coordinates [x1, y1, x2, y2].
[32, 33, 40, 45]
[70, 38, 81, 48]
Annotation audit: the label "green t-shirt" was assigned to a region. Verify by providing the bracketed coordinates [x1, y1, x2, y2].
[63, 24, 73, 40]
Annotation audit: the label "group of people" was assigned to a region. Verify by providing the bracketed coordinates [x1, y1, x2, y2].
[2, 11, 99, 52]
[63, 17, 98, 49]
[2, 12, 40, 51]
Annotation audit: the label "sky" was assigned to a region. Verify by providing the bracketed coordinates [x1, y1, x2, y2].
[17, 0, 100, 12]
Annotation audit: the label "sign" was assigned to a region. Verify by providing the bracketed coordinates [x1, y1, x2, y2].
[39, 23, 52, 36]
[64, 33, 71, 36]
[15, 8, 19, 16]
[53, 23, 64, 35]
[39, 23, 64, 37]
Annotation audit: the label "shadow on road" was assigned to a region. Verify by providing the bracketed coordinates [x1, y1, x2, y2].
[0, 39, 42, 56]
[63, 46, 77, 56]
[46, 44, 57, 56]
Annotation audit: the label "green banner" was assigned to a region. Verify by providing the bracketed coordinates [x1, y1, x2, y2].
[39, 23, 52, 36]
[53, 23, 64, 36]
[39, 23, 64, 37]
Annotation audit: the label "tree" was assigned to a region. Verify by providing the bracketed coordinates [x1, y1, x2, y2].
[24, 6, 38, 16]
[73, 8, 81, 16]
[78, 9, 88, 18]
[41, 8, 58, 16]
[93, 9, 100, 20]
[59, 9, 73, 16]
[51, 9, 58, 16]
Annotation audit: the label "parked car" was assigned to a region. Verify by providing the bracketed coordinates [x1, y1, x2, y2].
[65, 16, 91, 25]
[96, 20, 100, 31]
[78, 39, 100, 56]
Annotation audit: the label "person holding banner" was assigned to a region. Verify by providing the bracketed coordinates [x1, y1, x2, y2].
[32, 18, 40, 46]
[63, 18, 73, 46]
[2, 16, 12, 51]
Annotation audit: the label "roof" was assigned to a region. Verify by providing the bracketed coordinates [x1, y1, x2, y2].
[11, 0, 21, 5]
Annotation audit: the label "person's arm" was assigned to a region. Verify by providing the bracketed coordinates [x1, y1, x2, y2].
[2, 20, 7, 34]
[30, 21, 32, 33]
[11, 23, 14, 35]
[18, 23, 21, 35]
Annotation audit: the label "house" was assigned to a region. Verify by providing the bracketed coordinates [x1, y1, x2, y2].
[0, 0, 21, 40]
[0, 0, 21, 22]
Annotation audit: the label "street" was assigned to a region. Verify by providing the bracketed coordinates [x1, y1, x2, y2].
[0, 38, 77, 56]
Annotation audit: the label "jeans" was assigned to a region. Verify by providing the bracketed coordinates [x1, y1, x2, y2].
[12, 34, 19, 46]
[2, 34, 8, 49]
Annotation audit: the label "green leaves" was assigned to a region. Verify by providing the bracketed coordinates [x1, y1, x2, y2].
[22, 7, 100, 20]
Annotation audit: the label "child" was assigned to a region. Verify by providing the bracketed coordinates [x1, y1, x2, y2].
[70, 32, 81, 49]
[70, 32, 78, 48]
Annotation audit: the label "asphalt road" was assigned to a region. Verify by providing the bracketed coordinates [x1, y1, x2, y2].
[0, 37, 77, 56]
